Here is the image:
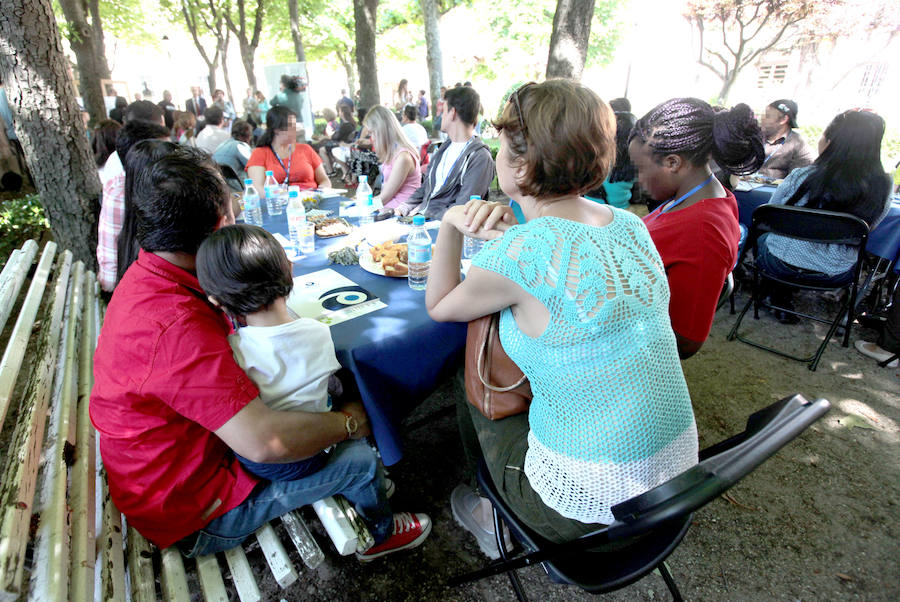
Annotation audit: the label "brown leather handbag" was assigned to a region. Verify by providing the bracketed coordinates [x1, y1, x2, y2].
[465, 313, 532, 420]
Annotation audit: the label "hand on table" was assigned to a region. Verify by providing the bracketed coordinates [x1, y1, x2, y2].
[337, 400, 372, 440]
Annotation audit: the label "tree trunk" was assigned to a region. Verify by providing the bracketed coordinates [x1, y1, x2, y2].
[0, 0, 101, 269]
[221, 29, 235, 104]
[353, 0, 380, 108]
[87, 0, 111, 79]
[717, 71, 738, 105]
[545, 0, 596, 81]
[219, 0, 263, 96]
[419, 0, 443, 119]
[58, 0, 108, 125]
[288, 0, 306, 63]
[338, 52, 357, 100]
[238, 39, 257, 91]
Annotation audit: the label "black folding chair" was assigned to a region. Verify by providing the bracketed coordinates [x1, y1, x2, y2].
[727, 204, 870, 371]
[449, 394, 830, 601]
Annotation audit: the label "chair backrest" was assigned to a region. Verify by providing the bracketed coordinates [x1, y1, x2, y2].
[218, 163, 243, 192]
[606, 394, 830, 540]
[751, 204, 870, 247]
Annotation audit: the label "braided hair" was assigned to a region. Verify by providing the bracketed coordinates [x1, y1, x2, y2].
[630, 98, 764, 176]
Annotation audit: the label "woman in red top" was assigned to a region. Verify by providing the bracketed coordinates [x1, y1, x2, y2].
[629, 98, 764, 359]
[246, 105, 330, 192]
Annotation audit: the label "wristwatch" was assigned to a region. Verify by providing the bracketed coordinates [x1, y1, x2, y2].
[340, 410, 359, 440]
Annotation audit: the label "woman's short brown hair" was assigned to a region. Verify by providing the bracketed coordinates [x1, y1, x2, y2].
[493, 79, 616, 199]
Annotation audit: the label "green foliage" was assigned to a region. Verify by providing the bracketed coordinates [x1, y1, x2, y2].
[0, 195, 51, 268]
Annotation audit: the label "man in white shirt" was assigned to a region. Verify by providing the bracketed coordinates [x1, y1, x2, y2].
[195, 106, 231, 155]
[400, 105, 429, 149]
[396, 86, 493, 219]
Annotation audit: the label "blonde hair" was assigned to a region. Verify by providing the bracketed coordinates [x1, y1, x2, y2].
[364, 105, 418, 162]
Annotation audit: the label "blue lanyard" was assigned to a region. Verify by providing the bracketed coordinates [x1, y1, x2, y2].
[762, 137, 786, 166]
[646, 173, 715, 223]
[272, 145, 293, 186]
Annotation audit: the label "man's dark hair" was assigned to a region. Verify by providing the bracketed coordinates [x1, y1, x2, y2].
[204, 105, 224, 126]
[133, 147, 230, 255]
[124, 100, 163, 125]
[92, 119, 122, 166]
[231, 119, 253, 141]
[402, 105, 418, 122]
[115, 120, 170, 164]
[419, 89, 426, 95]
[196, 224, 293, 317]
[444, 86, 480, 126]
[609, 97, 631, 113]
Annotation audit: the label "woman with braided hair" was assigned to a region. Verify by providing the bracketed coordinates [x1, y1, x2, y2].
[629, 97, 764, 358]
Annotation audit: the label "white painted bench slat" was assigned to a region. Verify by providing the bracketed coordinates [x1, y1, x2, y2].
[223, 546, 261, 602]
[255, 522, 299, 588]
[71, 270, 98, 601]
[195, 553, 229, 602]
[126, 527, 157, 602]
[159, 547, 190, 602]
[0, 245, 66, 601]
[97, 471, 127, 602]
[0, 239, 37, 336]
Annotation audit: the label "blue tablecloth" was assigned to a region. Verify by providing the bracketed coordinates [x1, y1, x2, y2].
[261, 198, 466, 466]
[735, 186, 900, 269]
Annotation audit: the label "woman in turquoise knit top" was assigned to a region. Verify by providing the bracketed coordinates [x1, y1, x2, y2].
[426, 80, 698, 557]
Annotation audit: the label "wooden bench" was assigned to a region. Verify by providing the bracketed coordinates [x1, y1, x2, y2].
[0, 240, 371, 601]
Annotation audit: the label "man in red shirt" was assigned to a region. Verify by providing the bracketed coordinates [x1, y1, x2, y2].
[90, 147, 430, 560]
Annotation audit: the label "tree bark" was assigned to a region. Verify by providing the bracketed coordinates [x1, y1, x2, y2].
[58, 0, 108, 125]
[87, 0, 111, 79]
[0, 0, 101, 269]
[353, 0, 380, 108]
[419, 0, 443, 119]
[288, 0, 306, 63]
[545, 0, 596, 81]
[181, 1, 222, 97]
[221, 28, 235, 103]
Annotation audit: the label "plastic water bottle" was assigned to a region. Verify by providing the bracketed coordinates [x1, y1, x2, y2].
[463, 195, 485, 259]
[356, 175, 372, 212]
[407, 215, 431, 290]
[286, 190, 306, 255]
[242, 178, 262, 226]
[358, 194, 375, 227]
[264, 170, 281, 216]
[278, 182, 289, 212]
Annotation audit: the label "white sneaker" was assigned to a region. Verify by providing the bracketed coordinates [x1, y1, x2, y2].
[451, 483, 513, 560]
[855, 340, 898, 367]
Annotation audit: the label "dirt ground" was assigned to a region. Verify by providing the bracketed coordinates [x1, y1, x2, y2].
[236, 284, 899, 601]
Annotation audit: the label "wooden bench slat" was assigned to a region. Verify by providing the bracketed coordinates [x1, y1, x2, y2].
[34, 260, 84, 601]
[71, 269, 98, 601]
[255, 522, 298, 588]
[126, 527, 157, 602]
[0, 239, 37, 336]
[97, 469, 127, 602]
[159, 547, 191, 602]
[0, 247, 67, 601]
[281, 510, 325, 569]
[195, 554, 229, 602]
[223, 546, 261, 602]
[0, 241, 56, 434]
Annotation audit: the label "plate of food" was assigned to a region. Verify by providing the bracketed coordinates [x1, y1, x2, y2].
[314, 217, 353, 238]
[359, 240, 409, 277]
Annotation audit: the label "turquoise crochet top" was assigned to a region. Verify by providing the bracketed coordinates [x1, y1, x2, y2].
[471, 209, 698, 524]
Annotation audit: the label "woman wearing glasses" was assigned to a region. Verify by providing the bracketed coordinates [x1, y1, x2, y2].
[426, 80, 698, 557]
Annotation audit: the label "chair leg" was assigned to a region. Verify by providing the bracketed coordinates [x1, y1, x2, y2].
[879, 353, 899, 368]
[493, 508, 527, 602]
[658, 561, 684, 602]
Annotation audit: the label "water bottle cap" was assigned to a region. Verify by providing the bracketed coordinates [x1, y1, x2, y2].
[265, 170, 274, 176]
[412, 215, 426, 226]
[469, 195, 481, 201]
[289, 190, 299, 198]
[244, 178, 253, 185]
[358, 175, 367, 183]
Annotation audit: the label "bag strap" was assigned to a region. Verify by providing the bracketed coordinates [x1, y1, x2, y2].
[476, 314, 528, 392]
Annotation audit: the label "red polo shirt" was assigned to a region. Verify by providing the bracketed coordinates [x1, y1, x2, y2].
[643, 193, 740, 344]
[90, 250, 260, 549]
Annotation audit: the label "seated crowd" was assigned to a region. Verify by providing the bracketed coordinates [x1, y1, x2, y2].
[87, 80, 892, 567]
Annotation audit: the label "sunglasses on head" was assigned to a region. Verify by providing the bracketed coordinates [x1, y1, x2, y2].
[509, 82, 537, 132]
